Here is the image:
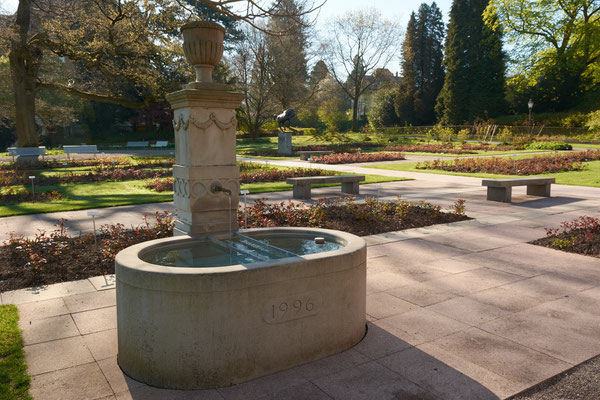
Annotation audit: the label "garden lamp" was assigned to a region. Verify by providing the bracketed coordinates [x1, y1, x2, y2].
[528, 98, 534, 124]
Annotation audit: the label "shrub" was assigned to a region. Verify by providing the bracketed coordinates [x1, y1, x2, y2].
[525, 141, 572, 151]
[318, 98, 348, 133]
[457, 129, 470, 144]
[311, 152, 406, 164]
[497, 126, 512, 144]
[586, 110, 600, 133]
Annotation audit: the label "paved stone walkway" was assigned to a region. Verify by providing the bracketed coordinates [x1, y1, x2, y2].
[2, 158, 600, 399]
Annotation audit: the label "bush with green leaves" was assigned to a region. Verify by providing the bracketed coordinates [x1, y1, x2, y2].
[497, 126, 512, 144]
[367, 88, 398, 130]
[318, 98, 348, 133]
[586, 110, 600, 133]
[525, 141, 572, 151]
[457, 129, 470, 144]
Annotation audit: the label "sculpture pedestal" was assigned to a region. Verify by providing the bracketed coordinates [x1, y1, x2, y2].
[166, 87, 243, 236]
[278, 131, 292, 155]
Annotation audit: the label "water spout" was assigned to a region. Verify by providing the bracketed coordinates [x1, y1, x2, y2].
[211, 183, 232, 195]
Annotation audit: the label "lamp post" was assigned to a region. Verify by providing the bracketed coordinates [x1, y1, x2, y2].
[528, 98, 534, 125]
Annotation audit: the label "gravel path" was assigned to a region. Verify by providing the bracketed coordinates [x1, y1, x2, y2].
[510, 355, 600, 399]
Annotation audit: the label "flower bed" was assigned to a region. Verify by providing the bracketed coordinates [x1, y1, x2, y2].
[0, 168, 173, 186]
[532, 216, 600, 258]
[144, 167, 337, 192]
[460, 143, 524, 151]
[240, 197, 468, 237]
[0, 212, 174, 291]
[0, 188, 63, 203]
[0, 198, 469, 291]
[311, 152, 406, 164]
[415, 150, 600, 175]
[0, 157, 175, 171]
[384, 144, 475, 154]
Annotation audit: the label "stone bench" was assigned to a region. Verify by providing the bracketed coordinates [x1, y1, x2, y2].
[126, 141, 149, 148]
[63, 144, 98, 158]
[7, 146, 47, 161]
[286, 175, 365, 199]
[297, 150, 333, 161]
[482, 177, 555, 203]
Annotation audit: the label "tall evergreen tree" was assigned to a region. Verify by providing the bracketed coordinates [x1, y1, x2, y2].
[395, 12, 417, 124]
[435, 0, 506, 124]
[266, 0, 309, 110]
[395, 3, 445, 125]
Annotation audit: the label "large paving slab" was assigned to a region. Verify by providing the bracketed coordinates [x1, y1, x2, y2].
[3, 159, 600, 399]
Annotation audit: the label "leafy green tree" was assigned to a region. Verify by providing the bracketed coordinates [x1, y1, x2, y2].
[368, 88, 399, 129]
[487, 0, 600, 111]
[4, 0, 322, 147]
[436, 0, 507, 124]
[395, 3, 445, 125]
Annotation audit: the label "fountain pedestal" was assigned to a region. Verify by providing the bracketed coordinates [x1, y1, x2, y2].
[167, 87, 243, 235]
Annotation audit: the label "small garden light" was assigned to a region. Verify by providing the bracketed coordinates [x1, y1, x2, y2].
[87, 210, 100, 247]
[28, 175, 35, 197]
[528, 98, 534, 124]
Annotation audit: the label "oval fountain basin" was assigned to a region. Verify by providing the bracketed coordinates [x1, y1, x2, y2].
[116, 227, 366, 390]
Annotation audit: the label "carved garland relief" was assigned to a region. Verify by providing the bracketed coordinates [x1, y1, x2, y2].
[172, 112, 237, 132]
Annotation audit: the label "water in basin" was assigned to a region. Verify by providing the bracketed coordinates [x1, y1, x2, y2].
[140, 233, 342, 268]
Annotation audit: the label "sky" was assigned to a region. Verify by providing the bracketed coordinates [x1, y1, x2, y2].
[0, 0, 454, 73]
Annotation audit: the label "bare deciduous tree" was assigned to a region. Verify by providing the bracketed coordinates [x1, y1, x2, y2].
[321, 9, 401, 131]
[231, 26, 275, 140]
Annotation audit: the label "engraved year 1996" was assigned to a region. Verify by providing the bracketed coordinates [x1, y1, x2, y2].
[263, 291, 322, 324]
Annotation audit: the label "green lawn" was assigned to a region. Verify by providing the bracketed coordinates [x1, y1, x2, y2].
[0, 174, 410, 218]
[0, 181, 173, 217]
[569, 143, 600, 149]
[0, 305, 31, 400]
[366, 160, 600, 188]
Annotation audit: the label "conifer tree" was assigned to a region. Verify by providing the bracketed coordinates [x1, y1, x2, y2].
[435, 0, 506, 124]
[395, 3, 445, 125]
[266, 0, 309, 110]
[395, 12, 417, 124]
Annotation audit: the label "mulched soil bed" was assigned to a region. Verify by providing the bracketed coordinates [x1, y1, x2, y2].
[0, 200, 469, 292]
[530, 231, 600, 258]
[319, 202, 469, 236]
[530, 216, 600, 258]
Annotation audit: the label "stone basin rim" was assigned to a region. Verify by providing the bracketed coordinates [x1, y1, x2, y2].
[115, 227, 365, 276]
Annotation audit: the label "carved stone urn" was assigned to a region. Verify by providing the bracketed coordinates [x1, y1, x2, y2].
[181, 21, 225, 83]
[167, 22, 244, 236]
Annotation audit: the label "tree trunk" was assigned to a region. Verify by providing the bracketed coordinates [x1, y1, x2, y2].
[351, 96, 359, 132]
[9, 0, 41, 147]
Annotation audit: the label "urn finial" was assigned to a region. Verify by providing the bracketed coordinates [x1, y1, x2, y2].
[181, 21, 225, 83]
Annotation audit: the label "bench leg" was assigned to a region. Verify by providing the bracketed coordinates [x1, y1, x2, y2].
[527, 184, 551, 197]
[293, 183, 311, 199]
[487, 186, 511, 203]
[341, 181, 360, 195]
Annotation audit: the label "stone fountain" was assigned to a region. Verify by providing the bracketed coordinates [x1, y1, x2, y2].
[168, 21, 243, 236]
[115, 21, 367, 390]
